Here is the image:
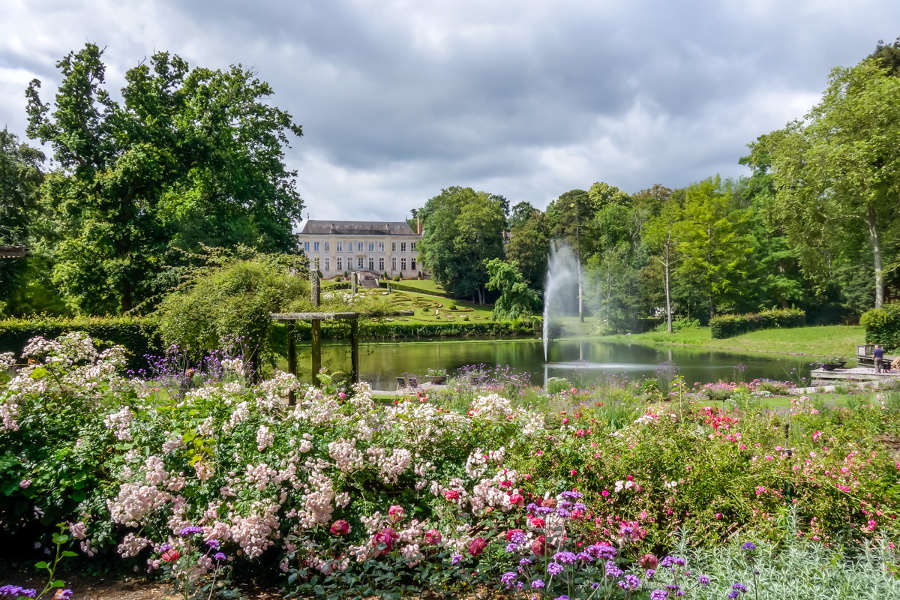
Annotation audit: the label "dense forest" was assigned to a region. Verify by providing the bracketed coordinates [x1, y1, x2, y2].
[3, 40, 900, 333]
[418, 39, 900, 330]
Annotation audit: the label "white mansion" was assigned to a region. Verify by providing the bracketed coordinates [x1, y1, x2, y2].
[297, 220, 423, 279]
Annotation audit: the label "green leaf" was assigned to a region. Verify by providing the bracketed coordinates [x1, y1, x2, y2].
[34, 561, 49, 569]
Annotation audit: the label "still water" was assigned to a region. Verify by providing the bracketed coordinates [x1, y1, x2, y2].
[296, 338, 812, 390]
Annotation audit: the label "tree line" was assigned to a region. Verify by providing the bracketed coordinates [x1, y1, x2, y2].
[418, 39, 900, 330]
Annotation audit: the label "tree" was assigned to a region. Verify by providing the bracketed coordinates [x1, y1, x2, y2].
[871, 37, 900, 76]
[673, 178, 750, 320]
[753, 58, 900, 308]
[643, 195, 680, 332]
[0, 130, 46, 315]
[418, 187, 505, 303]
[506, 204, 550, 291]
[25, 44, 304, 313]
[484, 258, 541, 320]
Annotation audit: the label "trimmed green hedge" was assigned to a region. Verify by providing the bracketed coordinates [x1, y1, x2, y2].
[0, 316, 162, 367]
[860, 303, 900, 351]
[709, 308, 805, 339]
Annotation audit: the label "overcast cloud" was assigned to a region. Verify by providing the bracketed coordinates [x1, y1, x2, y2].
[2, 0, 899, 222]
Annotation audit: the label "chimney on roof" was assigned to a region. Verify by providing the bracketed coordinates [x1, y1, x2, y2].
[417, 216, 422, 235]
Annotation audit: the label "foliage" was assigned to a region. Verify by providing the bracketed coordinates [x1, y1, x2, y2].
[505, 203, 551, 291]
[0, 315, 160, 368]
[751, 58, 900, 309]
[484, 258, 541, 320]
[24, 44, 304, 313]
[155, 256, 307, 370]
[1, 333, 898, 597]
[710, 308, 806, 339]
[860, 302, 900, 351]
[418, 186, 505, 303]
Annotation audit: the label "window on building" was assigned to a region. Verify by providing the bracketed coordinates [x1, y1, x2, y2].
[411, 242, 416, 251]
[357, 242, 363, 252]
[401, 242, 407, 252]
[392, 242, 396, 252]
[368, 242, 374, 252]
[324, 258, 330, 272]
[368, 258, 374, 271]
[337, 257, 342, 271]
[401, 258, 407, 271]
[313, 241, 320, 252]
[337, 241, 342, 252]
[378, 242, 384, 252]
[324, 241, 329, 252]
[392, 257, 397, 271]
[357, 257, 364, 269]
[346, 240, 352, 252]
[411, 258, 416, 271]
[304, 241, 310, 252]
[378, 257, 384, 271]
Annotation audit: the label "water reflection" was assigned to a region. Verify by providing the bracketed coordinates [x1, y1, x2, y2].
[295, 338, 810, 390]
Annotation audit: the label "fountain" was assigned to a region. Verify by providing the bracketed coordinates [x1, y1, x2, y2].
[542, 241, 582, 361]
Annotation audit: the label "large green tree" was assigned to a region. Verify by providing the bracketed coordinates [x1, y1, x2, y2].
[751, 58, 900, 308]
[25, 44, 304, 314]
[418, 187, 505, 303]
[505, 202, 550, 291]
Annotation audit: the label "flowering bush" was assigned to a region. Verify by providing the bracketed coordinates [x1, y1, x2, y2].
[1, 333, 898, 598]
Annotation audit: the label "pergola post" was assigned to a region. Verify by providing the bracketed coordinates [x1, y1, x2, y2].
[310, 259, 321, 385]
[350, 316, 360, 383]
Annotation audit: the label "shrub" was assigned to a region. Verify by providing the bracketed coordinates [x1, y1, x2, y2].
[710, 309, 805, 339]
[155, 257, 308, 372]
[860, 302, 900, 351]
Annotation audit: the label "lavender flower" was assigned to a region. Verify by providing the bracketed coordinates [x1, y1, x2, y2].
[553, 551, 577, 564]
[179, 525, 204, 536]
[605, 560, 624, 578]
[214, 552, 226, 561]
[698, 575, 710, 586]
[451, 553, 463, 565]
[519, 557, 533, 566]
[732, 583, 748, 592]
[501, 571, 518, 588]
[618, 574, 641, 590]
[650, 590, 668, 600]
[506, 542, 518, 553]
[0, 586, 37, 598]
[741, 542, 757, 552]
[205, 539, 220, 549]
[547, 562, 564, 575]
[531, 579, 545, 589]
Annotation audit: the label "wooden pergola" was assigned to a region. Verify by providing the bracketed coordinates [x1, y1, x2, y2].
[272, 266, 411, 385]
[0, 246, 27, 259]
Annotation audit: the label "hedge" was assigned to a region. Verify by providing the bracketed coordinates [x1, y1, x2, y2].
[0, 316, 162, 367]
[709, 308, 806, 339]
[860, 303, 900, 351]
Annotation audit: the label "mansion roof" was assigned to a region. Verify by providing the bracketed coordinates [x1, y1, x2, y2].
[299, 220, 418, 236]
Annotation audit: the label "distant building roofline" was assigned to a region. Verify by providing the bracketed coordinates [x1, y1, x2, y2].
[299, 220, 419, 236]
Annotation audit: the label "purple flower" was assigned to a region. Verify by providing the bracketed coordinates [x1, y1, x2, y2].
[560, 490, 582, 499]
[214, 552, 226, 561]
[576, 551, 594, 562]
[741, 542, 757, 552]
[506, 542, 518, 553]
[179, 526, 204, 536]
[605, 560, 623, 578]
[698, 575, 710, 586]
[205, 539, 220, 549]
[451, 553, 463, 565]
[500, 572, 517, 588]
[531, 579, 545, 589]
[554, 596, 569, 600]
[526, 502, 539, 512]
[732, 583, 748, 592]
[547, 562, 564, 575]
[0, 586, 37, 598]
[650, 590, 668, 600]
[587, 543, 617, 560]
[618, 574, 641, 590]
[556, 508, 571, 518]
[535, 506, 554, 515]
[728, 592, 739, 599]
[519, 557, 533, 566]
[646, 568, 656, 578]
[553, 551, 577, 564]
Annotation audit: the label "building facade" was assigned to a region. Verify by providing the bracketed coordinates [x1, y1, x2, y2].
[297, 220, 423, 279]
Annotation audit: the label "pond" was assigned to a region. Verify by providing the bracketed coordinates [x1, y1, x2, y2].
[295, 338, 813, 390]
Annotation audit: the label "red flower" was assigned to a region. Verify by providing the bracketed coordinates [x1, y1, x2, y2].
[530, 516, 545, 529]
[531, 535, 546, 556]
[638, 553, 658, 569]
[161, 548, 180, 563]
[373, 528, 398, 554]
[444, 489, 460, 501]
[467, 537, 487, 556]
[424, 529, 442, 545]
[510, 492, 524, 505]
[330, 519, 350, 536]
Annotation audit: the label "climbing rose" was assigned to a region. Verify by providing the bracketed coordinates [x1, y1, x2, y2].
[388, 505, 404, 521]
[330, 520, 350, 536]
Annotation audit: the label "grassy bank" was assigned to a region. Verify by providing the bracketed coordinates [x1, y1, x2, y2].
[599, 324, 864, 361]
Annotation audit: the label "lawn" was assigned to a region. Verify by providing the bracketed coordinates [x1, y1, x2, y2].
[359, 287, 495, 323]
[599, 325, 865, 362]
[389, 278, 448, 296]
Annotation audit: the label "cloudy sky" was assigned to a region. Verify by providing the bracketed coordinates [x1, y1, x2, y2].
[2, 1, 899, 222]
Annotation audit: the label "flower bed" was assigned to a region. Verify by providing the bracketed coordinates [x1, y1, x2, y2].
[1, 334, 898, 599]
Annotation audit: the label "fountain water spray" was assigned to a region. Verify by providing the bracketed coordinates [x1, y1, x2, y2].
[543, 241, 581, 361]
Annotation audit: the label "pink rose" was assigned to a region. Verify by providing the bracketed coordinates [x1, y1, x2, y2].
[531, 535, 546, 556]
[444, 489, 460, 501]
[388, 505, 404, 521]
[467, 537, 487, 556]
[424, 529, 442, 545]
[19, 479, 31, 489]
[509, 492, 524, 505]
[373, 528, 398, 554]
[330, 519, 350, 536]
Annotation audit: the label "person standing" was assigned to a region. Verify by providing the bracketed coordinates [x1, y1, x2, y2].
[874, 344, 884, 373]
